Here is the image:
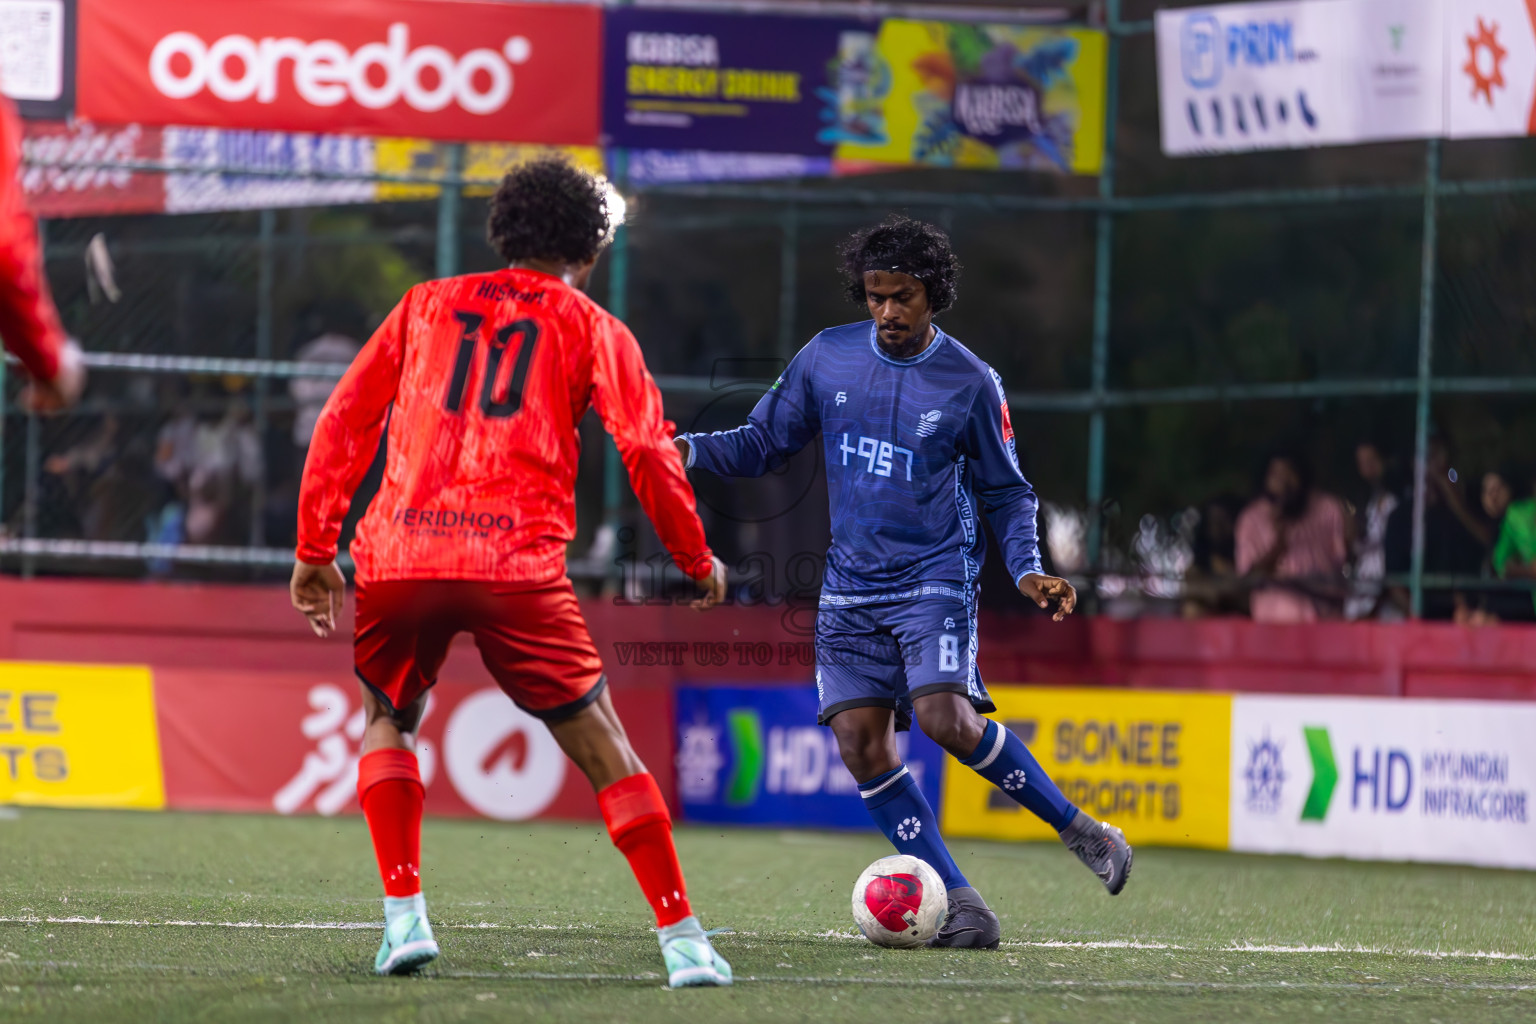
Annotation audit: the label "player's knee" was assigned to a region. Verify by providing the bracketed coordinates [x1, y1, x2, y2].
[831, 728, 895, 782]
[914, 698, 984, 756]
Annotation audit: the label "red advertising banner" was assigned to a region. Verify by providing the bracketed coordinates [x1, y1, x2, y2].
[21, 120, 166, 217]
[76, 0, 601, 145]
[154, 667, 675, 821]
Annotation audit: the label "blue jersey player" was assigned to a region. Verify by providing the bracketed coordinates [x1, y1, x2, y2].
[677, 219, 1131, 948]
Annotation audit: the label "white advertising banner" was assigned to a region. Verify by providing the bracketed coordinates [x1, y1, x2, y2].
[1156, 0, 1444, 156]
[1446, 0, 1536, 138]
[1231, 695, 1536, 870]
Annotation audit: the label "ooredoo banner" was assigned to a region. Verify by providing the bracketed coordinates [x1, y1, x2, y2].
[1155, 0, 1444, 155]
[941, 686, 1232, 849]
[1230, 695, 1536, 870]
[75, 0, 601, 144]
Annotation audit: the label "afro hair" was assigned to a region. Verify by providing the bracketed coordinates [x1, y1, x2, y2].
[840, 217, 961, 315]
[486, 156, 615, 267]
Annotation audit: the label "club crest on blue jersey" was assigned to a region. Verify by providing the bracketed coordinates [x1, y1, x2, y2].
[915, 409, 943, 437]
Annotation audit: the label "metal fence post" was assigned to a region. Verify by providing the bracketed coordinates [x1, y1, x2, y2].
[1409, 139, 1441, 619]
[436, 144, 464, 279]
[250, 207, 275, 550]
[604, 151, 630, 579]
[1086, 0, 1123, 575]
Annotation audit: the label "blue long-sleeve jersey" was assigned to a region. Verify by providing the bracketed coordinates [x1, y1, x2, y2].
[680, 320, 1042, 603]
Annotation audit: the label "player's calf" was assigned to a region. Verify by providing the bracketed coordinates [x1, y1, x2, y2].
[357, 745, 440, 974]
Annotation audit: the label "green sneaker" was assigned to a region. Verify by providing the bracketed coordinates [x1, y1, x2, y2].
[373, 906, 439, 976]
[658, 916, 732, 988]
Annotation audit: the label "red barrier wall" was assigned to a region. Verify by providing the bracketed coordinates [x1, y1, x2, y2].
[3, 578, 1531, 820]
[3, 578, 1533, 700]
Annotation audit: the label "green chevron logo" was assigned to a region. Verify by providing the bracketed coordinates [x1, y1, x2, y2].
[1300, 726, 1338, 822]
[723, 708, 764, 807]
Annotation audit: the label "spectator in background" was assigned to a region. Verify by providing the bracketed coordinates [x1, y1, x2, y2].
[1345, 440, 1400, 621]
[264, 331, 363, 549]
[1182, 494, 1247, 618]
[289, 332, 362, 449]
[184, 399, 262, 545]
[1493, 466, 1536, 620]
[1236, 451, 1349, 623]
[1383, 438, 1492, 620]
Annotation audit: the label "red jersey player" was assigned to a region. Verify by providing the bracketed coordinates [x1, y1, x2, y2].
[0, 93, 82, 411]
[291, 158, 732, 986]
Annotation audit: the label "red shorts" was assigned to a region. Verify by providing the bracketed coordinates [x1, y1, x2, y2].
[353, 578, 605, 720]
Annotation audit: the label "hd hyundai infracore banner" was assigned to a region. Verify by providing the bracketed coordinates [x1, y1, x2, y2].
[74, 0, 601, 144]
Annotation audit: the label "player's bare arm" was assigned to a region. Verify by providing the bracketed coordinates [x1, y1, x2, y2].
[1019, 573, 1077, 622]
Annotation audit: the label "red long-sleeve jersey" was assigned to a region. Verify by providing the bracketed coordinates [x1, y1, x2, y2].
[0, 94, 67, 383]
[297, 268, 713, 584]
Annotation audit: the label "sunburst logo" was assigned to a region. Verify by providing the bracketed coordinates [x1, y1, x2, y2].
[1465, 17, 1509, 107]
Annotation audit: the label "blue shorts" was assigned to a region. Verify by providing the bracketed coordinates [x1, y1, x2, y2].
[815, 587, 995, 730]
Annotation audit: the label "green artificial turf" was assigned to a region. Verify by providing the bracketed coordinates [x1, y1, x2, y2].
[1, 808, 1535, 1022]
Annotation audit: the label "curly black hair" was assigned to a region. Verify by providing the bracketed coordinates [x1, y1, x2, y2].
[486, 156, 614, 266]
[840, 216, 961, 315]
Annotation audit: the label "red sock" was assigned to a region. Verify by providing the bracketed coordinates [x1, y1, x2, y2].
[599, 773, 692, 928]
[357, 748, 424, 898]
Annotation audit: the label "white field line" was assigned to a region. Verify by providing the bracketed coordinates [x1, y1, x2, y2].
[11, 961, 1536, 993]
[2, 917, 1534, 964]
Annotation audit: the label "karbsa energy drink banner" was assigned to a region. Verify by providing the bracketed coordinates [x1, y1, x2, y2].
[674, 685, 946, 828]
[0, 662, 164, 809]
[940, 687, 1232, 849]
[74, 0, 601, 144]
[1230, 695, 1536, 870]
[605, 9, 1107, 175]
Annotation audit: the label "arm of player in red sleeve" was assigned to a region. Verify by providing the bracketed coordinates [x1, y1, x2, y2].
[0, 95, 67, 386]
[295, 288, 411, 565]
[591, 314, 714, 581]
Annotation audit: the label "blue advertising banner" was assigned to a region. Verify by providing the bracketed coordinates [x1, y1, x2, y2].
[603, 8, 857, 156]
[675, 685, 946, 828]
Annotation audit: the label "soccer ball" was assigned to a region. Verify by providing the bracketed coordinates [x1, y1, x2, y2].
[851, 854, 947, 948]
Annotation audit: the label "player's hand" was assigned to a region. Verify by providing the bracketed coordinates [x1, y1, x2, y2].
[674, 437, 692, 466]
[291, 560, 347, 637]
[691, 555, 728, 611]
[1019, 573, 1077, 622]
[20, 339, 86, 414]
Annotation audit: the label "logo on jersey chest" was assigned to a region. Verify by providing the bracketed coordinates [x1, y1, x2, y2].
[915, 409, 942, 437]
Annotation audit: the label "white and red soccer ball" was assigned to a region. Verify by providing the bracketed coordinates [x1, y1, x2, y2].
[851, 855, 947, 948]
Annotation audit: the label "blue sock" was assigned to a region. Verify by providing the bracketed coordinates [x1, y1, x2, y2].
[962, 719, 1078, 832]
[857, 764, 969, 891]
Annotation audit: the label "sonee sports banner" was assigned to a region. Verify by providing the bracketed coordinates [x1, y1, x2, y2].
[75, 0, 601, 144]
[940, 686, 1233, 849]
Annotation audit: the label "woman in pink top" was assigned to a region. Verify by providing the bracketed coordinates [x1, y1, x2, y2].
[1235, 453, 1349, 623]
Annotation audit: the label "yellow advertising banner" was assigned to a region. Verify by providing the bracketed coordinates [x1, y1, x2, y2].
[941, 686, 1230, 848]
[0, 663, 165, 809]
[375, 140, 606, 201]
